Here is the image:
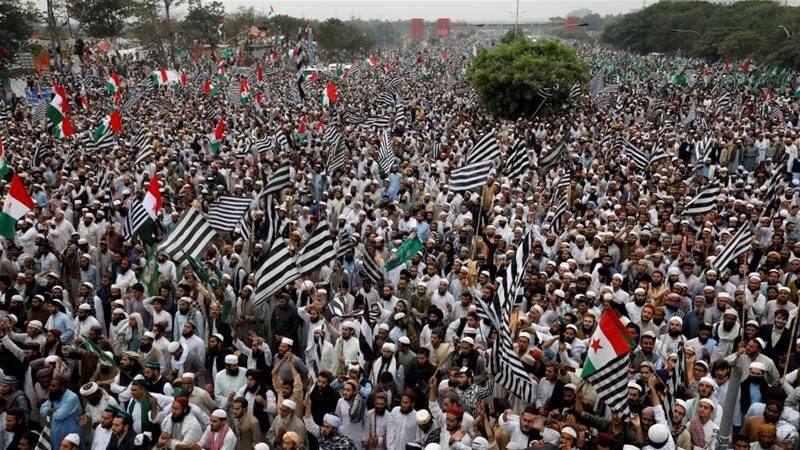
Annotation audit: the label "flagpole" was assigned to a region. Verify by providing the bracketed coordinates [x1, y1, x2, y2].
[784, 310, 800, 378]
[469, 184, 489, 262]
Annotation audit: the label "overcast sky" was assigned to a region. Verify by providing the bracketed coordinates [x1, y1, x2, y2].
[225, 0, 646, 22]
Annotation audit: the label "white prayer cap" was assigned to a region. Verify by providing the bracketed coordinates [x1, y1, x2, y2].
[378, 324, 389, 331]
[461, 336, 474, 346]
[281, 337, 294, 347]
[212, 333, 224, 342]
[755, 337, 767, 349]
[425, 445, 441, 450]
[749, 361, 767, 372]
[518, 332, 532, 341]
[394, 312, 406, 320]
[78, 303, 92, 311]
[561, 427, 577, 439]
[669, 316, 683, 325]
[224, 354, 239, 365]
[28, 320, 43, 330]
[112, 308, 125, 315]
[255, 444, 269, 450]
[398, 336, 411, 345]
[63, 434, 81, 446]
[565, 324, 578, 332]
[323, 413, 342, 428]
[675, 399, 687, 411]
[182, 372, 195, 379]
[80, 382, 99, 396]
[45, 355, 60, 364]
[699, 376, 718, 390]
[627, 381, 642, 392]
[342, 321, 356, 330]
[471, 437, 489, 450]
[167, 342, 181, 353]
[282, 399, 297, 410]
[382, 343, 396, 353]
[416, 409, 432, 424]
[699, 398, 715, 410]
[648, 424, 670, 444]
[143, 331, 155, 340]
[211, 409, 227, 419]
[81, 281, 94, 289]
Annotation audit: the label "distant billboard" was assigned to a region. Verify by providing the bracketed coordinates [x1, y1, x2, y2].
[565, 16, 581, 29]
[411, 18, 424, 41]
[436, 18, 450, 37]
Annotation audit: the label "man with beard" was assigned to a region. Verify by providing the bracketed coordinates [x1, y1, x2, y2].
[167, 342, 205, 386]
[180, 373, 217, 416]
[40, 375, 83, 449]
[389, 313, 414, 345]
[0, 376, 30, 422]
[739, 363, 772, 424]
[385, 391, 418, 450]
[686, 323, 716, 362]
[205, 334, 232, 380]
[2, 407, 29, 450]
[90, 408, 115, 450]
[332, 322, 360, 376]
[414, 409, 440, 447]
[142, 297, 171, 337]
[214, 354, 247, 408]
[712, 308, 742, 360]
[267, 399, 308, 450]
[625, 288, 648, 324]
[127, 379, 172, 434]
[173, 296, 204, 342]
[109, 308, 131, 355]
[741, 399, 789, 443]
[684, 376, 720, 422]
[656, 316, 687, 360]
[725, 338, 781, 385]
[372, 343, 405, 393]
[230, 398, 260, 450]
[758, 309, 791, 368]
[297, 304, 326, 354]
[499, 405, 559, 449]
[137, 331, 160, 366]
[302, 397, 355, 450]
[334, 381, 366, 450]
[453, 368, 492, 417]
[305, 325, 336, 380]
[419, 306, 445, 348]
[271, 294, 301, 354]
[194, 410, 237, 450]
[179, 322, 206, 365]
[449, 337, 486, 385]
[79, 382, 118, 429]
[61, 434, 82, 450]
[156, 397, 203, 450]
[364, 393, 389, 450]
[143, 360, 171, 396]
[428, 401, 472, 450]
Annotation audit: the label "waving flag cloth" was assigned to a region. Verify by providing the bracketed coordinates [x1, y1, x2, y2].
[210, 118, 224, 153]
[0, 137, 7, 178]
[106, 72, 121, 92]
[0, 173, 35, 239]
[581, 308, 636, 414]
[322, 82, 337, 107]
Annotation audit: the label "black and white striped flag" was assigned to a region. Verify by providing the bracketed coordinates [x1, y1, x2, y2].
[208, 196, 252, 232]
[550, 196, 568, 236]
[376, 92, 394, 107]
[326, 135, 347, 174]
[253, 236, 301, 306]
[261, 161, 291, 198]
[337, 234, 355, 260]
[158, 207, 218, 264]
[35, 424, 52, 450]
[32, 98, 48, 124]
[711, 223, 752, 272]
[585, 352, 632, 414]
[589, 71, 604, 99]
[537, 142, 564, 175]
[123, 198, 151, 240]
[466, 132, 500, 165]
[683, 184, 720, 216]
[360, 249, 383, 284]
[622, 140, 648, 170]
[567, 81, 581, 102]
[393, 97, 406, 127]
[503, 140, 529, 179]
[362, 115, 391, 128]
[275, 129, 291, 152]
[664, 342, 687, 426]
[449, 160, 492, 192]
[344, 110, 365, 125]
[296, 220, 335, 276]
[378, 130, 395, 174]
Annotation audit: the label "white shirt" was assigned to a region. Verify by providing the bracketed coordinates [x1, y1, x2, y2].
[91, 426, 113, 450]
[385, 407, 418, 450]
[198, 426, 237, 450]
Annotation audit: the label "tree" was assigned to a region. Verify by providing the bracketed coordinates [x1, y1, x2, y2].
[179, 0, 225, 48]
[66, 0, 133, 38]
[315, 18, 374, 52]
[501, 28, 526, 44]
[0, 0, 39, 75]
[467, 39, 587, 118]
[267, 14, 304, 37]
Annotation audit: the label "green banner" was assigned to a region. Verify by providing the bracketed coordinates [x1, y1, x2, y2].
[384, 237, 424, 272]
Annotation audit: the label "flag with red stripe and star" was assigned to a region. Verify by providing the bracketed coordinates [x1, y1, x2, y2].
[580, 308, 635, 413]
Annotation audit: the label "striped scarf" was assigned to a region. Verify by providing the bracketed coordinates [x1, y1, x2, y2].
[688, 415, 706, 448]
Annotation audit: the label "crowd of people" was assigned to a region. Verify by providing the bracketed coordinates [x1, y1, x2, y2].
[0, 24, 800, 450]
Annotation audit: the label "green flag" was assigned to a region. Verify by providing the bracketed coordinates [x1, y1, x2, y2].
[82, 336, 118, 367]
[384, 237, 424, 272]
[187, 255, 212, 286]
[142, 247, 160, 296]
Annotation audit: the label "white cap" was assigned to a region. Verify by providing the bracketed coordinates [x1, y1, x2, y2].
[342, 321, 356, 330]
[699, 398, 715, 410]
[143, 331, 155, 340]
[394, 312, 406, 320]
[281, 337, 294, 346]
[648, 424, 670, 444]
[211, 409, 227, 419]
[255, 444, 269, 450]
[224, 354, 239, 365]
[167, 342, 181, 353]
[471, 437, 489, 450]
[378, 323, 389, 331]
[627, 381, 643, 392]
[382, 343, 396, 352]
[561, 427, 577, 439]
[78, 303, 92, 311]
[749, 361, 767, 372]
[425, 445, 441, 450]
[64, 434, 81, 446]
[461, 336, 475, 346]
[416, 409, 432, 424]
[398, 336, 411, 345]
[183, 372, 195, 379]
[80, 382, 99, 396]
[754, 337, 766, 349]
[282, 399, 297, 410]
[699, 376, 718, 390]
[45, 355, 60, 364]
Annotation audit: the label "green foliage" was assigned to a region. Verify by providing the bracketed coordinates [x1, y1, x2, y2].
[67, 0, 133, 38]
[266, 14, 305, 37]
[467, 39, 587, 119]
[501, 28, 526, 44]
[602, 1, 800, 69]
[179, 0, 225, 46]
[0, 0, 39, 74]
[315, 18, 375, 51]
